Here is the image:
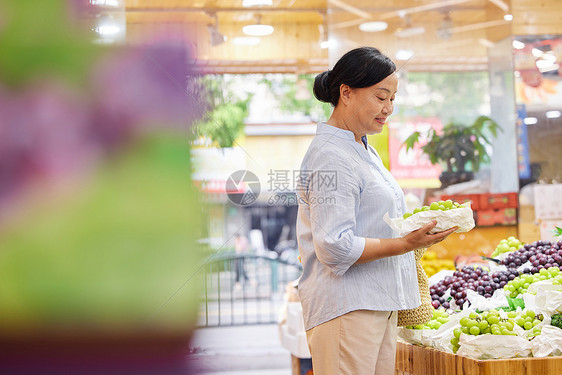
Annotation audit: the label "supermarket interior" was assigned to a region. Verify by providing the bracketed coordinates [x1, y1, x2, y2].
[0, 1, 562, 374]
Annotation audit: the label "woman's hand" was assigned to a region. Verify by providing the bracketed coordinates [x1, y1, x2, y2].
[357, 221, 457, 264]
[402, 220, 457, 251]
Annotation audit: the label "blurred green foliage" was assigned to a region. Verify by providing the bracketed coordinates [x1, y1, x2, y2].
[261, 74, 332, 121]
[0, 0, 98, 87]
[0, 135, 205, 331]
[192, 75, 251, 148]
[396, 72, 489, 125]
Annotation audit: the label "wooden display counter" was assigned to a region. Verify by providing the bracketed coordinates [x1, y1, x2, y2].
[395, 341, 562, 375]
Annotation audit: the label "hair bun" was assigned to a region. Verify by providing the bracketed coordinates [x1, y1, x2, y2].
[313, 70, 332, 103]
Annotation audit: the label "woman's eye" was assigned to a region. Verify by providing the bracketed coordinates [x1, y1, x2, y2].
[377, 97, 386, 101]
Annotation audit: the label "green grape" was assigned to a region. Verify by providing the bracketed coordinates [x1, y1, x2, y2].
[507, 311, 518, 319]
[524, 321, 533, 330]
[478, 320, 489, 330]
[487, 315, 500, 325]
[526, 310, 536, 318]
[469, 326, 480, 335]
[466, 319, 478, 328]
[453, 328, 462, 338]
[403, 200, 464, 219]
[459, 317, 470, 327]
[469, 312, 479, 319]
[491, 237, 524, 257]
[515, 317, 525, 327]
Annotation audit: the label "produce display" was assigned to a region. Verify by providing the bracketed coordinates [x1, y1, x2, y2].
[429, 266, 519, 309]
[420, 250, 455, 277]
[451, 310, 544, 353]
[491, 236, 524, 257]
[399, 236, 562, 360]
[406, 308, 450, 330]
[403, 199, 466, 219]
[499, 240, 562, 271]
[504, 267, 562, 298]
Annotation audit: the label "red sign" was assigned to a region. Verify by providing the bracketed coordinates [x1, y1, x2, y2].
[388, 118, 443, 180]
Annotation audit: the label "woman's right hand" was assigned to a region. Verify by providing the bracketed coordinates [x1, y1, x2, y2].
[402, 220, 457, 251]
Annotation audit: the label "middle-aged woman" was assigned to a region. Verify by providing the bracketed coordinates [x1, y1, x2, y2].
[296, 46, 457, 375]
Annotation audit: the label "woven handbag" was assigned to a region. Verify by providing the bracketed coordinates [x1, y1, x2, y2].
[397, 247, 433, 327]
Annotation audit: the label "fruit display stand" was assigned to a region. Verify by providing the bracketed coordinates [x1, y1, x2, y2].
[395, 341, 562, 375]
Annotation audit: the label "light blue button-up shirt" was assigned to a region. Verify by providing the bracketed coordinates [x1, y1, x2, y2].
[296, 122, 420, 331]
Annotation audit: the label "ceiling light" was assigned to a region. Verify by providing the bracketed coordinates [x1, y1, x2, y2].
[536, 59, 555, 69]
[524, 117, 538, 125]
[512, 40, 525, 49]
[394, 26, 425, 38]
[358, 21, 388, 32]
[504, 14, 513, 21]
[243, 24, 274, 36]
[242, 0, 273, 7]
[532, 48, 543, 57]
[95, 25, 120, 35]
[478, 38, 495, 48]
[395, 49, 414, 60]
[546, 110, 561, 119]
[233, 37, 261, 46]
[90, 0, 120, 6]
[320, 40, 336, 49]
[538, 63, 560, 73]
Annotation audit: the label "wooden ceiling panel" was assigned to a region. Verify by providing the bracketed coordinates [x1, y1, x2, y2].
[118, 0, 561, 73]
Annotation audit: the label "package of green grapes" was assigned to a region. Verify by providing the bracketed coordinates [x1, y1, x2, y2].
[385, 200, 475, 236]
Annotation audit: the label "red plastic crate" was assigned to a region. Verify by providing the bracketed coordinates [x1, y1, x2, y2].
[476, 208, 517, 226]
[479, 192, 518, 210]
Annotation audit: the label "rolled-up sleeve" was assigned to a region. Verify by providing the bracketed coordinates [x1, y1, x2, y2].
[306, 151, 365, 276]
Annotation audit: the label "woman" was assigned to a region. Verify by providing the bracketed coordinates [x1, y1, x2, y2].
[296, 46, 456, 374]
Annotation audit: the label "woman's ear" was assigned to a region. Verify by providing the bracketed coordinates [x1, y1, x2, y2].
[339, 84, 352, 106]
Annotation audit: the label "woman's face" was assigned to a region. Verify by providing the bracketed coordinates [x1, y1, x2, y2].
[345, 72, 398, 136]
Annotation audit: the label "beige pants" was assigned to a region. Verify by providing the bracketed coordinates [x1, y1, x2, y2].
[305, 309, 397, 375]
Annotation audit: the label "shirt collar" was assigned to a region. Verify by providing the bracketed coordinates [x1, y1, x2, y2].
[316, 122, 357, 142]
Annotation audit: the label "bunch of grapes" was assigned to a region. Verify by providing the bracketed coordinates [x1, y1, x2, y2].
[504, 266, 562, 298]
[513, 310, 544, 338]
[406, 308, 450, 330]
[491, 237, 524, 257]
[450, 309, 543, 352]
[500, 240, 562, 272]
[430, 266, 519, 310]
[403, 200, 466, 219]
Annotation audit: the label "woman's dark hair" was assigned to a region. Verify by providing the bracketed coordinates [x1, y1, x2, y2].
[313, 46, 396, 106]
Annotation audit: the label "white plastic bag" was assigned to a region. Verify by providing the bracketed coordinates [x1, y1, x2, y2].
[456, 333, 532, 359]
[531, 325, 562, 357]
[385, 206, 475, 236]
[534, 288, 562, 316]
[465, 289, 510, 311]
